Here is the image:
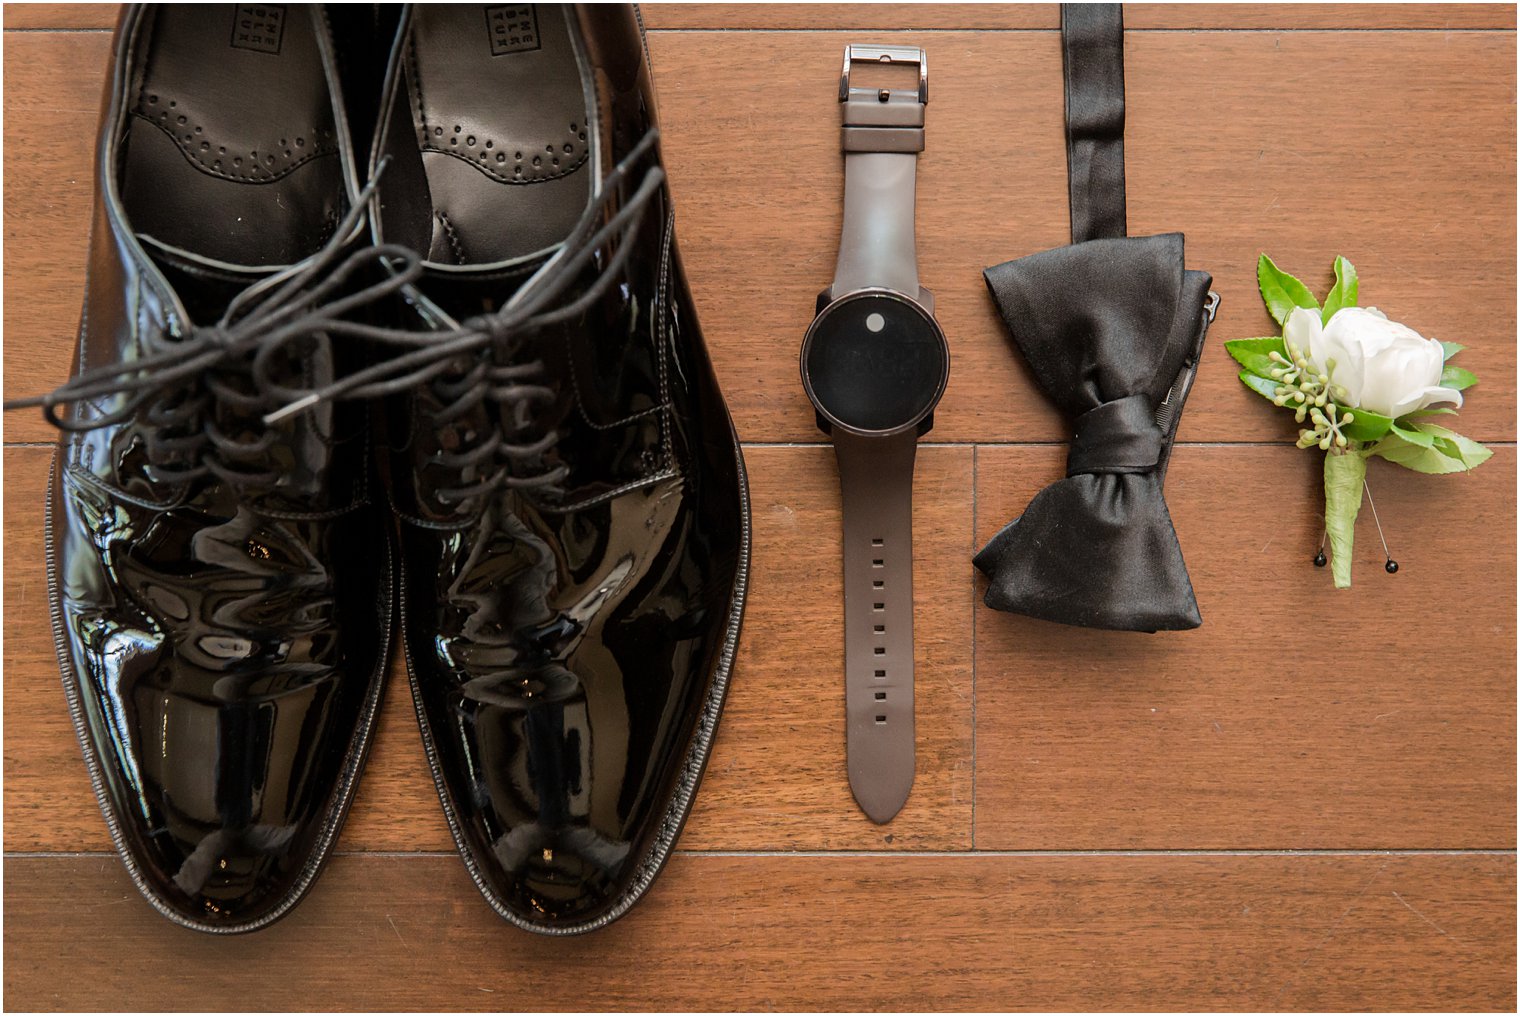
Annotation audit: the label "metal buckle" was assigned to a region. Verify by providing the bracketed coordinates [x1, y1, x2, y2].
[1203, 290, 1222, 325]
[838, 45, 928, 105]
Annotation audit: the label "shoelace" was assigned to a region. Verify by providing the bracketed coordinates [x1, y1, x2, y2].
[260, 129, 668, 504]
[4, 169, 424, 487]
[11, 130, 667, 500]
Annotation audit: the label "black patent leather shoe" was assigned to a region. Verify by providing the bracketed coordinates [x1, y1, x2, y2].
[357, 3, 750, 933]
[9, 5, 399, 932]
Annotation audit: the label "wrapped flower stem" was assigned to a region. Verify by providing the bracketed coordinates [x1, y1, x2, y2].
[1323, 449, 1366, 589]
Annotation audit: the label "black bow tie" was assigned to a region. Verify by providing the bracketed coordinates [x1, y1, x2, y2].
[975, 232, 1215, 632]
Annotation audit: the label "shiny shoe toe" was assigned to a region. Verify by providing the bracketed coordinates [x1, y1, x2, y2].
[27, 3, 394, 932]
[367, 3, 750, 932]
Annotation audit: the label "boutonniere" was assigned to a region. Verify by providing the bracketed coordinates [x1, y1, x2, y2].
[1226, 255, 1490, 588]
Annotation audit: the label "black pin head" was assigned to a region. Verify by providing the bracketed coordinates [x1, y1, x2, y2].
[1313, 551, 1327, 567]
[1385, 559, 1399, 574]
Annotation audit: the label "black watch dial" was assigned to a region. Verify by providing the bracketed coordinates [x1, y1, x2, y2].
[802, 291, 949, 433]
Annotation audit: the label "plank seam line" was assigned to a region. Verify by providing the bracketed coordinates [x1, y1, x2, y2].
[7, 848, 1515, 859]
[7, 441, 1519, 449]
[969, 444, 979, 850]
[647, 28, 1517, 33]
[706, 441, 1520, 450]
[4, 27, 1515, 36]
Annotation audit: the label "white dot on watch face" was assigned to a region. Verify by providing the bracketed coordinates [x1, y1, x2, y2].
[865, 312, 886, 333]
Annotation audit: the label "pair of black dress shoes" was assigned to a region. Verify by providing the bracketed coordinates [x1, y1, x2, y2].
[13, 3, 749, 935]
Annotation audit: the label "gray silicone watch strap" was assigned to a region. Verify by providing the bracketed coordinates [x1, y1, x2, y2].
[829, 46, 927, 824]
[834, 429, 918, 823]
[831, 46, 925, 298]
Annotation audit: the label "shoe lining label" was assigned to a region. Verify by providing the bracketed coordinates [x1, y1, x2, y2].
[229, 5, 285, 56]
[485, 5, 541, 57]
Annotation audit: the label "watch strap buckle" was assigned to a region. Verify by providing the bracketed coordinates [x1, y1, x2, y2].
[839, 45, 928, 150]
[839, 45, 929, 104]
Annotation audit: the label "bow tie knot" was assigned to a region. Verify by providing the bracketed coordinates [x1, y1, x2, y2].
[1067, 394, 1163, 477]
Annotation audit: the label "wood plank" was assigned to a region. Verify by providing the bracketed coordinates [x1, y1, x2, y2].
[973, 445, 1518, 849]
[656, 29, 1517, 444]
[647, 4, 1518, 30]
[1, 30, 99, 446]
[5, 30, 1514, 445]
[4, 852, 1514, 1011]
[3, 445, 976, 852]
[1, 3, 112, 30]
[13, 447, 1512, 855]
[6, 4, 1515, 32]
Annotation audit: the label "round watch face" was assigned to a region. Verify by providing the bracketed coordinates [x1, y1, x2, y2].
[801, 291, 949, 434]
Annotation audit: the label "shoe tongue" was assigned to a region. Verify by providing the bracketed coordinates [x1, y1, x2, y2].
[138, 233, 288, 324]
[415, 257, 550, 324]
[138, 231, 332, 435]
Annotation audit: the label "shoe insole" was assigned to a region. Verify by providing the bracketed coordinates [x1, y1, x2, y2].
[120, 5, 345, 269]
[404, 4, 593, 265]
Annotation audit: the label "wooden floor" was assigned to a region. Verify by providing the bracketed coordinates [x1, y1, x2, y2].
[3, 4, 1515, 1011]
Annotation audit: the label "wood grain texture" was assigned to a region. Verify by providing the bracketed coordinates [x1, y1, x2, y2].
[973, 446, 1518, 849]
[5, 4, 1515, 32]
[656, 28, 1516, 445]
[647, 4, 1520, 30]
[3, 445, 975, 852]
[1, 29, 98, 445]
[3, 5, 1513, 1008]
[11, 441, 1512, 852]
[6, 29, 1514, 445]
[0, 2, 110, 30]
[5, 852, 1515, 1011]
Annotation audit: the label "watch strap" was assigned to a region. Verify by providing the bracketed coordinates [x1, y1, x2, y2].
[833, 428, 917, 823]
[832, 45, 927, 296]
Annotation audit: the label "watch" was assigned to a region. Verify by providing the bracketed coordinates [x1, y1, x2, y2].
[800, 45, 949, 825]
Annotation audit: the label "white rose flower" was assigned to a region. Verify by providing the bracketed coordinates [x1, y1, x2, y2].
[1283, 306, 1463, 419]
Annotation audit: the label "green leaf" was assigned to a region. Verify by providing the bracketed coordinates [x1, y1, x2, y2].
[1367, 423, 1491, 473]
[1257, 254, 1320, 326]
[1389, 419, 1435, 448]
[1408, 406, 1458, 418]
[1237, 368, 1283, 404]
[1431, 435, 1464, 459]
[1321, 256, 1359, 322]
[1338, 404, 1395, 443]
[1441, 341, 1465, 361]
[1440, 364, 1478, 390]
[1416, 424, 1492, 469]
[1368, 433, 1472, 474]
[1224, 337, 1287, 378]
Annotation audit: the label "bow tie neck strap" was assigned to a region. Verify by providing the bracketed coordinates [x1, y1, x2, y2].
[1063, 2, 1126, 243]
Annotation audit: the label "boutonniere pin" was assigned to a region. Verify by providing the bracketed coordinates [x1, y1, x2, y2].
[1226, 255, 1490, 588]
